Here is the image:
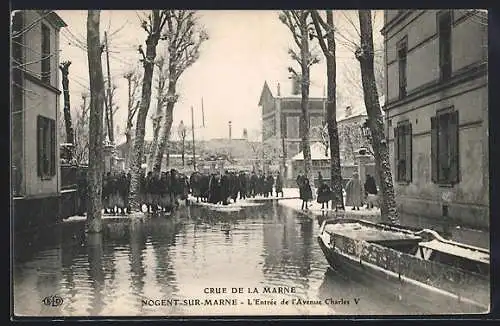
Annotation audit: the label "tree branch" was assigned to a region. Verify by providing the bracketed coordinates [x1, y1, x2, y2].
[280, 11, 302, 48]
[310, 10, 330, 58]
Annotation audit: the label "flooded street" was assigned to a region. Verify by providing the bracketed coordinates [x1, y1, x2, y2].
[13, 201, 482, 317]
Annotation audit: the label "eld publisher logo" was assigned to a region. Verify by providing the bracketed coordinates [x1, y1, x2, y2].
[42, 295, 63, 307]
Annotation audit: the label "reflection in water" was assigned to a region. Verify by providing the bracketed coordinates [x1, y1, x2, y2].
[128, 220, 146, 299]
[13, 202, 481, 316]
[86, 233, 104, 316]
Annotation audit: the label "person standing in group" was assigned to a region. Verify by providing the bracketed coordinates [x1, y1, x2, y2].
[317, 171, 323, 187]
[345, 172, 362, 210]
[316, 179, 332, 210]
[296, 170, 304, 202]
[275, 171, 283, 197]
[364, 174, 378, 210]
[300, 177, 313, 210]
[250, 171, 258, 198]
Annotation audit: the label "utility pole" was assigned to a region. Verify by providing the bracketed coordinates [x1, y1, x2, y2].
[103, 31, 114, 143]
[191, 106, 197, 171]
[282, 136, 286, 175]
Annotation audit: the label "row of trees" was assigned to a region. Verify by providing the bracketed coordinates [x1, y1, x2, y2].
[85, 10, 207, 232]
[280, 10, 398, 223]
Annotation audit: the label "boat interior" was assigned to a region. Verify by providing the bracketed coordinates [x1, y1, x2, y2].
[321, 219, 489, 276]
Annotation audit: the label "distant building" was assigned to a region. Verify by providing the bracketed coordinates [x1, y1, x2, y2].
[259, 80, 326, 178]
[337, 105, 369, 165]
[381, 10, 488, 228]
[11, 10, 67, 230]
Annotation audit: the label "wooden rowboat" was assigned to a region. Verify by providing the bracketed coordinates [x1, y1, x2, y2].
[317, 218, 490, 313]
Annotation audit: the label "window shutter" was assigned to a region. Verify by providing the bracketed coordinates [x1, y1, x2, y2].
[37, 116, 43, 177]
[431, 116, 438, 183]
[393, 127, 399, 181]
[50, 119, 56, 176]
[449, 110, 459, 184]
[405, 123, 412, 183]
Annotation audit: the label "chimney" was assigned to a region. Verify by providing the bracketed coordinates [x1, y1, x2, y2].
[242, 128, 248, 140]
[345, 106, 352, 117]
[292, 76, 301, 95]
[277, 82, 281, 97]
[228, 121, 232, 140]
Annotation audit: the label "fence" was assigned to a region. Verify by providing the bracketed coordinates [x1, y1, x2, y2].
[60, 164, 77, 190]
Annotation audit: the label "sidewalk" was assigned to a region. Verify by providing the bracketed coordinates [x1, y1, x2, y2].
[277, 189, 489, 250]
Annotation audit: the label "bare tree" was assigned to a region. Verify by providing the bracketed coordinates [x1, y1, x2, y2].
[148, 55, 169, 171]
[356, 10, 398, 224]
[128, 10, 169, 212]
[59, 61, 75, 148]
[103, 82, 120, 143]
[153, 10, 208, 173]
[310, 10, 344, 210]
[86, 10, 106, 233]
[178, 120, 187, 166]
[279, 10, 320, 185]
[73, 93, 90, 165]
[123, 69, 141, 168]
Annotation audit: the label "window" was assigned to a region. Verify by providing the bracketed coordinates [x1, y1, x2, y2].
[397, 37, 408, 99]
[431, 109, 459, 185]
[37, 115, 56, 178]
[41, 24, 51, 83]
[286, 116, 300, 139]
[393, 121, 412, 182]
[438, 11, 452, 81]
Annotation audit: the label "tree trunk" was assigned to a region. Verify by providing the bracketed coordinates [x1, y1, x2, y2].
[128, 16, 163, 212]
[299, 22, 313, 185]
[60, 61, 75, 146]
[357, 10, 399, 224]
[324, 11, 344, 209]
[86, 10, 105, 233]
[153, 100, 174, 173]
[181, 138, 185, 166]
[153, 77, 176, 173]
[147, 98, 164, 171]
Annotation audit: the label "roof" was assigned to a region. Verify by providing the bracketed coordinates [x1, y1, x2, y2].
[258, 81, 274, 106]
[38, 10, 67, 29]
[291, 142, 330, 161]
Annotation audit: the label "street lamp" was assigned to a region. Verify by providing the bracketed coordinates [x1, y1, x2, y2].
[359, 119, 375, 157]
[360, 119, 371, 140]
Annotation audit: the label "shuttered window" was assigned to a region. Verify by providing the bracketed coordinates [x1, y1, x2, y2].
[431, 109, 459, 185]
[393, 121, 412, 182]
[41, 24, 51, 84]
[438, 11, 452, 81]
[397, 37, 408, 99]
[37, 115, 56, 178]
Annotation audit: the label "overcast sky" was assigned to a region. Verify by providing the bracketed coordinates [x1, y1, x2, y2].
[55, 10, 383, 144]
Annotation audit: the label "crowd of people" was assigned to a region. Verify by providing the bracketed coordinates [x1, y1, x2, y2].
[189, 170, 284, 205]
[296, 171, 379, 211]
[75, 166, 378, 216]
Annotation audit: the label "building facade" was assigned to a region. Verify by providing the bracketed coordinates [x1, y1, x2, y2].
[381, 10, 488, 228]
[11, 10, 67, 231]
[259, 80, 326, 177]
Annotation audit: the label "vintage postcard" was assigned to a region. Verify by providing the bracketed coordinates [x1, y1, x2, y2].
[11, 9, 489, 318]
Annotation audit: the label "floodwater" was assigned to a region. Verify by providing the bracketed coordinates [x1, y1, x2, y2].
[13, 201, 487, 317]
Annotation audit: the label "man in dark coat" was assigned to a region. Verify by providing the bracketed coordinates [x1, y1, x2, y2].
[220, 171, 231, 205]
[275, 172, 283, 197]
[266, 173, 274, 197]
[364, 174, 378, 209]
[317, 171, 323, 187]
[296, 171, 305, 201]
[208, 173, 219, 204]
[250, 171, 258, 198]
[76, 168, 88, 216]
[239, 171, 248, 200]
